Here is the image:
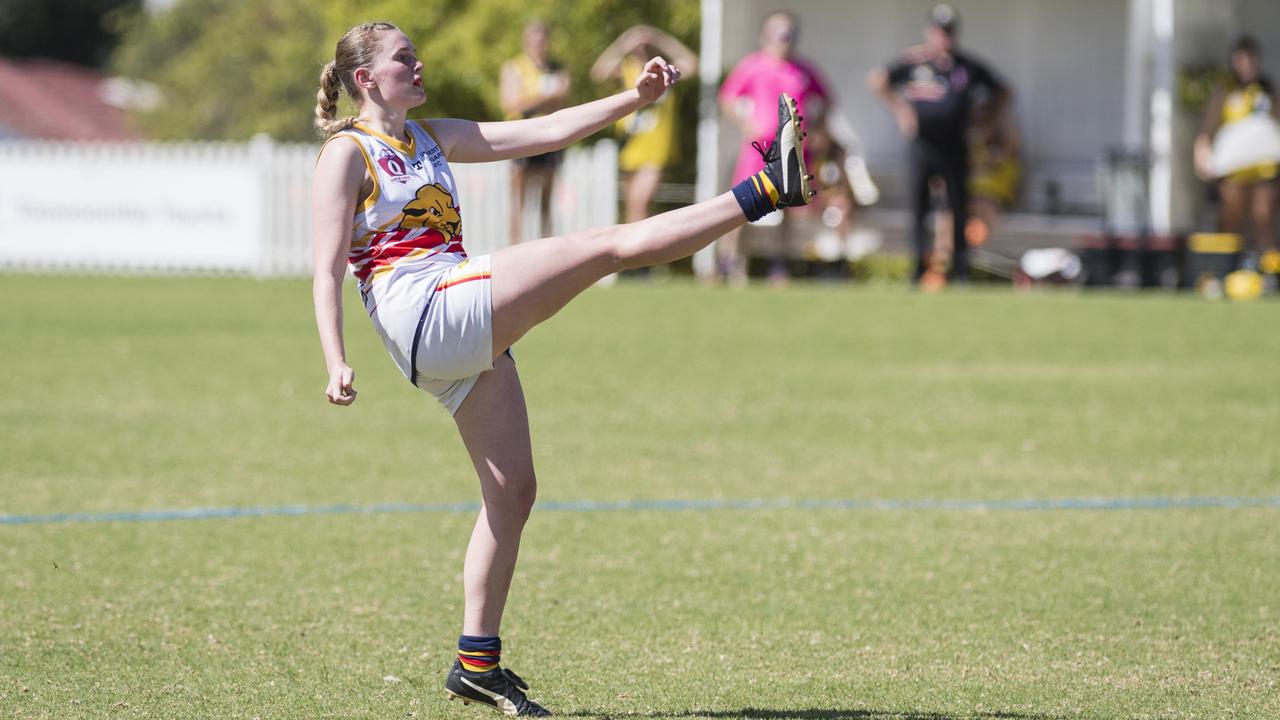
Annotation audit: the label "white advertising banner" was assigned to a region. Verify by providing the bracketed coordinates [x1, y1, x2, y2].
[0, 147, 262, 272]
[0, 140, 612, 276]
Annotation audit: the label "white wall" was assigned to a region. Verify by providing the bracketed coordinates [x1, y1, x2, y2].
[1233, 0, 1280, 79]
[715, 0, 1132, 213]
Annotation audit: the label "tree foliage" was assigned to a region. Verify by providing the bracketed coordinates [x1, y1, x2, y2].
[0, 0, 141, 67]
[113, 0, 700, 145]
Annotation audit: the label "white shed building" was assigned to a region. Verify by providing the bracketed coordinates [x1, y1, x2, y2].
[694, 0, 1280, 273]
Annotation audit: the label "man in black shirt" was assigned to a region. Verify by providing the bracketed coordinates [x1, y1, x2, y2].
[869, 4, 1009, 282]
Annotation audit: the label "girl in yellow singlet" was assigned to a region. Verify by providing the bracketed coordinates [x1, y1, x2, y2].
[1194, 35, 1280, 262]
[500, 21, 570, 242]
[590, 25, 697, 224]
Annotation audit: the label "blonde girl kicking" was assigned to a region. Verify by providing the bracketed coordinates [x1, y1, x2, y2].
[312, 21, 811, 716]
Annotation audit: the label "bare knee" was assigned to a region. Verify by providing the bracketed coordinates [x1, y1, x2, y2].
[484, 467, 538, 524]
[608, 221, 662, 270]
[563, 225, 633, 272]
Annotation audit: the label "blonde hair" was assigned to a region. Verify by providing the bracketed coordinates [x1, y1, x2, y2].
[314, 21, 400, 137]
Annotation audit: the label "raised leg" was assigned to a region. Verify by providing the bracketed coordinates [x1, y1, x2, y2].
[488, 192, 746, 356]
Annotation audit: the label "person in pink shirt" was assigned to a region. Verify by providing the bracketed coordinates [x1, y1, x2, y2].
[717, 12, 831, 284]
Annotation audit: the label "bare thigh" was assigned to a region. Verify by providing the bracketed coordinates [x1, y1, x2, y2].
[1220, 181, 1247, 234]
[453, 351, 535, 506]
[486, 192, 744, 357]
[624, 165, 664, 223]
[488, 228, 617, 356]
[1249, 182, 1277, 249]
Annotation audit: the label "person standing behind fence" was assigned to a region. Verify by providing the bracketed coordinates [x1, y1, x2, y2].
[717, 11, 831, 286]
[501, 20, 570, 243]
[1193, 34, 1280, 280]
[591, 25, 698, 226]
[869, 3, 1008, 284]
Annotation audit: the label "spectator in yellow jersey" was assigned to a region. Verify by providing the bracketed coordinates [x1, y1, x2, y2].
[591, 25, 698, 225]
[1194, 35, 1280, 271]
[500, 21, 570, 242]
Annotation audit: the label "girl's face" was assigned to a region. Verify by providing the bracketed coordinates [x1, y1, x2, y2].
[760, 15, 795, 59]
[1231, 49, 1260, 84]
[364, 30, 426, 109]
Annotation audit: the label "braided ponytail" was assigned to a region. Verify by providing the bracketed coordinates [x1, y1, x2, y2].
[314, 21, 401, 137]
[314, 62, 350, 136]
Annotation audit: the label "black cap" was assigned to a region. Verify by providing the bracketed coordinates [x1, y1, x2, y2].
[930, 3, 959, 34]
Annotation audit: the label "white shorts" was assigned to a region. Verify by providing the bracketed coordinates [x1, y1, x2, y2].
[369, 255, 496, 415]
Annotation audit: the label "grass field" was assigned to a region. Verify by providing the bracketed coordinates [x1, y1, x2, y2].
[2, 275, 1278, 719]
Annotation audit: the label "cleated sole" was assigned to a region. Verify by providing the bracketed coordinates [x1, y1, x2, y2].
[445, 689, 523, 716]
[778, 93, 813, 205]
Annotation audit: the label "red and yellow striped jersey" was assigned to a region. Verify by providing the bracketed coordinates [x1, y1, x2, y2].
[323, 121, 466, 312]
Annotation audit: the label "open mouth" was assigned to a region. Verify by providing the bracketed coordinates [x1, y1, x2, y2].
[413, 77, 422, 87]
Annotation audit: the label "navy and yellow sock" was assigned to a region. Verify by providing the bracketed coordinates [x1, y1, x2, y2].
[458, 634, 501, 673]
[732, 170, 780, 222]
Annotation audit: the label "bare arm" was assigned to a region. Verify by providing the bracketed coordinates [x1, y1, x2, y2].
[500, 61, 569, 118]
[646, 29, 698, 75]
[718, 94, 751, 136]
[868, 66, 917, 139]
[1194, 88, 1225, 180]
[590, 27, 645, 83]
[591, 26, 696, 83]
[433, 56, 681, 163]
[498, 62, 528, 118]
[1000, 98, 1022, 158]
[311, 137, 364, 406]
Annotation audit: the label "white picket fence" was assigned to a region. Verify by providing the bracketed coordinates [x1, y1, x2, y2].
[0, 137, 617, 277]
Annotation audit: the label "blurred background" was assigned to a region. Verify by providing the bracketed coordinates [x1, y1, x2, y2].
[2, 0, 1280, 294]
[4, 6, 1278, 717]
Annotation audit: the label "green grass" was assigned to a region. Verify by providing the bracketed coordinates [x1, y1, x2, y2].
[1, 275, 1277, 719]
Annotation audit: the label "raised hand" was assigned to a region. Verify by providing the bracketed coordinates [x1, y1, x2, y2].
[635, 56, 681, 104]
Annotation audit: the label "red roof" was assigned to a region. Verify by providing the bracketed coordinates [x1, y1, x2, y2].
[0, 57, 141, 140]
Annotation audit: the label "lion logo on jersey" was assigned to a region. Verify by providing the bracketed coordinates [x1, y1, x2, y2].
[400, 183, 461, 240]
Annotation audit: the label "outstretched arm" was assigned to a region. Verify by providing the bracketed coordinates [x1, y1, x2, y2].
[868, 65, 917, 139]
[311, 138, 364, 406]
[432, 56, 682, 163]
[1194, 87, 1225, 180]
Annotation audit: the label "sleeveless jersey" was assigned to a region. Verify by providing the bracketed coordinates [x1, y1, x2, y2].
[505, 54, 563, 120]
[615, 55, 678, 171]
[1222, 81, 1273, 125]
[1219, 81, 1279, 183]
[325, 121, 467, 314]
